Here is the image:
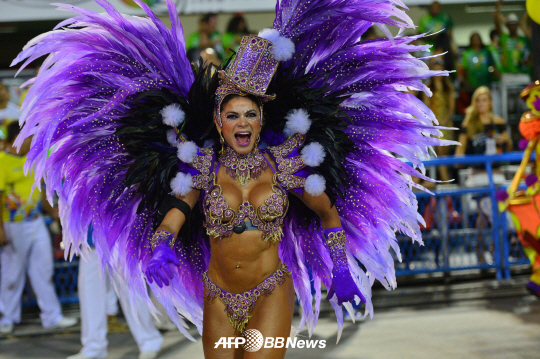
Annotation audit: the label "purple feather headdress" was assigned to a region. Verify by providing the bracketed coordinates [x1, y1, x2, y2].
[12, 0, 454, 343]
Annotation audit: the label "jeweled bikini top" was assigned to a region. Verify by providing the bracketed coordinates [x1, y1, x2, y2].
[190, 134, 308, 243]
[203, 157, 288, 243]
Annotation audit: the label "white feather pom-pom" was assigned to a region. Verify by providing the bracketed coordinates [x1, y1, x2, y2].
[301, 142, 326, 167]
[258, 28, 280, 44]
[284, 108, 311, 137]
[272, 36, 295, 61]
[170, 172, 193, 196]
[160, 103, 185, 127]
[166, 129, 178, 147]
[203, 139, 215, 148]
[177, 141, 198, 163]
[258, 28, 295, 61]
[305, 174, 326, 196]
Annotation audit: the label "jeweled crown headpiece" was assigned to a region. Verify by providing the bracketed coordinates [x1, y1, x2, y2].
[214, 32, 294, 126]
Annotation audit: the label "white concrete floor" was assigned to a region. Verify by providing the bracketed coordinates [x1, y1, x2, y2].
[2, 296, 540, 359]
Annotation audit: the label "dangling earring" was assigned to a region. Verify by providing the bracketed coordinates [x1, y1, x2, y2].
[219, 131, 226, 156]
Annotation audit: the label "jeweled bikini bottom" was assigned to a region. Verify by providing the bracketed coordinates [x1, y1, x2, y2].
[202, 263, 290, 333]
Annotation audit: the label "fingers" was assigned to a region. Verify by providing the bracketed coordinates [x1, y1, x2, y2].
[326, 287, 335, 301]
[163, 263, 175, 279]
[156, 267, 170, 287]
[146, 269, 154, 284]
[171, 256, 181, 266]
[151, 267, 164, 288]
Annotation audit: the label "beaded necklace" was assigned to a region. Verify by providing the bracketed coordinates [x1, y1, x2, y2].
[219, 145, 268, 186]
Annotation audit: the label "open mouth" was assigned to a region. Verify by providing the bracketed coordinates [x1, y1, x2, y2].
[234, 132, 252, 147]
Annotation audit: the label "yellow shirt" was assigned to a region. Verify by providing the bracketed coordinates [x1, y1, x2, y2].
[0, 151, 41, 222]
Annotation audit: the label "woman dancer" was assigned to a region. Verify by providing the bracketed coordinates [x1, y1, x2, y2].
[12, 0, 452, 357]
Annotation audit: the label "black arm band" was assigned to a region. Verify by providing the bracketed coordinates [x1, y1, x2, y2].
[158, 194, 192, 219]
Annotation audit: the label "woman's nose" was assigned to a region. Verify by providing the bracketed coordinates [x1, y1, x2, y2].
[238, 116, 249, 126]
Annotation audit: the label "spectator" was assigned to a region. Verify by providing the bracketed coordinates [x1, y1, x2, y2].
[418, 1, 453, 43]
[423, 59, 455, 182]
[361, 26, 378, 40]
[199, 47, 222, 66]
[0, 122, 77, 334]
[456, 86, 513, 157]
[431, 32, 457, 76]
[494, 1, 532, 74]
[0, 83, 20, 150]
[222, 14, 250, 59]
[487, 29, 504, 75]
[460, 32, 499, 92]
[67, 226, 163, 359]
[186, 13, 223, 61]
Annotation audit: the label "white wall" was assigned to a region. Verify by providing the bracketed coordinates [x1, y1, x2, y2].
[171, 2, 528, 48]
[0, 0, 530, 47]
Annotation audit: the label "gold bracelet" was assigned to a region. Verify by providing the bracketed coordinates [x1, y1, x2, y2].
[325, 229, 346, 247]
[150, 230, 175, 251]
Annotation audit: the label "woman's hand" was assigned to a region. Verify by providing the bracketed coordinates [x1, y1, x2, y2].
[145, 243, 181, 287]
[326, 265, 366, 306]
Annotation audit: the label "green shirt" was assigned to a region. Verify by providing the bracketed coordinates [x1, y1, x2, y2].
[486, 44, 503, 74]
[500, 33, 531, 74]
[418, 12, 453, 44]
[461, 48, 494, 89]
[186, 31, 221, 49]
[186, 31, 224, 58]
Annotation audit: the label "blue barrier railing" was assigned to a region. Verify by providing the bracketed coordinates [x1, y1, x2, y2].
[23, 153, 531, 306]
[397, 151, 530, 280]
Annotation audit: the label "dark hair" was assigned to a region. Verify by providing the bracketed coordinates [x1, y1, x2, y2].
[200, 13, 217, 24]
[433, 32, 455, 72]
[220, 94, 260, 113]
[226, 15, 248, 34]
[490, 29, 499, 41]
[469, 32, 484, 49]
[6, 121, 20, 144]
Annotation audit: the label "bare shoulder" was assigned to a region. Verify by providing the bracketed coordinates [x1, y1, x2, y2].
[493, 115, 506, 125]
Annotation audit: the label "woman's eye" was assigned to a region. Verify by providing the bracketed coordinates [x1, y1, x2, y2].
[226, 114, 238, 119]
[247, 113, 257, 118]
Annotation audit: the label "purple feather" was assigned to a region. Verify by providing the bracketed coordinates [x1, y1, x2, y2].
[13, 0, 452, 342]
[11, 0, 202, 339]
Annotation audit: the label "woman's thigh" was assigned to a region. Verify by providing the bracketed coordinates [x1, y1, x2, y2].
[202, 295, 244, 359]
[202, 275, 295, 359]
[243, 276, 295, 359]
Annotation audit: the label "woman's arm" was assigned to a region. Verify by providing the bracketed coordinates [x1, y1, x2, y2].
[520, 13, 532, 39]
[292, 189, 365, 305]
[156, 188, 200, 240]
[145, 188, 200, 287]
[455, 133, 468, 156]
[497, 130, 514, 151]
[494, 0, 504, 36]
[292, 189, 340, 229]
[447, 85, 456, 124]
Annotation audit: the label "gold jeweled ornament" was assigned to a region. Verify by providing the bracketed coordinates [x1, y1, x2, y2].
[219, 143, 268, 187]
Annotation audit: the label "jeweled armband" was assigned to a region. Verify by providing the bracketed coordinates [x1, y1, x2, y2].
[150, 230, 176, 251]
[323, 228, 346, 247]
[323, 227, 348, 269]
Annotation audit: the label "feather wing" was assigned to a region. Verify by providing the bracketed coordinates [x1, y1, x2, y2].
[11, 0, 206, 339]
[270, 0, 456, 339]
